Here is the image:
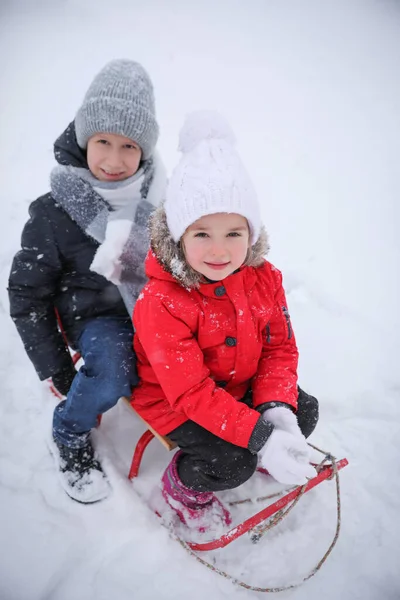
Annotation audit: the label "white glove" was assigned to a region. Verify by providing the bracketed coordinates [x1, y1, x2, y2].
[260, 407, 316, 485]
[90, 219, 132, 284]
[259, 430, 316, 485]
[262, 406, 302, 436]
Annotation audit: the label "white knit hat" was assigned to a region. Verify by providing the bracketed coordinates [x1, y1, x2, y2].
[165, 111, 262, 245]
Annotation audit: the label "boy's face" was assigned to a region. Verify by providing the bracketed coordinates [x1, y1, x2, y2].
[182, 213, 250, 281]
[87, 133, 142, 182]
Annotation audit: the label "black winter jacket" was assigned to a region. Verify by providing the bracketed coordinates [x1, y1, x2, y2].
[8, 124, 129, 380]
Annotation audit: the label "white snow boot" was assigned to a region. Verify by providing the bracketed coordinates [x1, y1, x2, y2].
[49, 436, 110, 503]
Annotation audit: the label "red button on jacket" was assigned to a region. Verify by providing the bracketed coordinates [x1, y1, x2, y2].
[132, 251, 299, 450]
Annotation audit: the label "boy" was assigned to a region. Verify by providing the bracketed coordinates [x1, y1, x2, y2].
[8, 59, 166, 503]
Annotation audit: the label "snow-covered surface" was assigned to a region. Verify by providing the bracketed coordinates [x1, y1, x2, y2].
[1, 1, 400, 598]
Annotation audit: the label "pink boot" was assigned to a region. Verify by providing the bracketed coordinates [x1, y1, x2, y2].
[161, 451, 232, 532]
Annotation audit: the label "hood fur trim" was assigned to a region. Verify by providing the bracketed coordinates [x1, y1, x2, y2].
[149, 205, 270, 289]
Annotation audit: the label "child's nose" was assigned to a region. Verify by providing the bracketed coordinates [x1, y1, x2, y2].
[106, 148, 122, 168]
[210, 241, 227, 257]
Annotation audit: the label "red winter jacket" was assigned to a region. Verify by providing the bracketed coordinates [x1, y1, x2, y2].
[132, 251, 299, 451]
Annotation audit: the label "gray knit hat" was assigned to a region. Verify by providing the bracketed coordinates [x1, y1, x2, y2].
[75, 59, 159, 159]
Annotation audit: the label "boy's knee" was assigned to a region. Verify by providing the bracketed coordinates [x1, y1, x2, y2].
[84, 351, 137, 386]
[96, 376, 135, 411]
[96, 386, 120, 409]
[78, 365, 134, 414]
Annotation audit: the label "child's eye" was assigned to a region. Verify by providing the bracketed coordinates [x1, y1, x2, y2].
[227, 232, 241, 237]
[194, 232, 209, 238]
[125, 144, 138, 150]
[97, 139, 109, 145]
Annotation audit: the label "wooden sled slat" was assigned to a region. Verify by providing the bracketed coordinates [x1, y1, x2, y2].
[122, 396, 177, 451]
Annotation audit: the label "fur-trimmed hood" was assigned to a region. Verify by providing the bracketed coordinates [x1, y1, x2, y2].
[148, 204, 270, 289]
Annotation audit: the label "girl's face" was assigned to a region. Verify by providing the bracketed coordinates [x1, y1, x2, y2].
[182, 213, 251, 280]
[87, 133, 142, 182]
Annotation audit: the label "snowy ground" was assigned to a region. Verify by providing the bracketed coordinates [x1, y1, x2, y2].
[1, 1, 400, 599]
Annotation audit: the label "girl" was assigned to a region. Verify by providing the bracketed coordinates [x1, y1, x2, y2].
[132, 111, 318, 527]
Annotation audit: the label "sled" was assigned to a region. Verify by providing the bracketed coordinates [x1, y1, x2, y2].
[124, 399, 348, 550]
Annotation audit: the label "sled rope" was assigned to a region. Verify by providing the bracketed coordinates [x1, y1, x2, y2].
[174, 444, 342, 593]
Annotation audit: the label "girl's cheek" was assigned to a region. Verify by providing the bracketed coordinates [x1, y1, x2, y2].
[188, 247, 204, 266]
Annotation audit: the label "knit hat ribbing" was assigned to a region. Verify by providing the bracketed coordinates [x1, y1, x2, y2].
[75, 59, 159, 160]
[165, 111, 262, 245]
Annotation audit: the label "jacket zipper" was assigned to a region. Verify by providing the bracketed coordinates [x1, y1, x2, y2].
[282, 306, 292, 339]
[265, 322, 271, 343]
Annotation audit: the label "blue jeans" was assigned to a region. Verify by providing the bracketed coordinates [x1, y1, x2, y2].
[53, 316, 138, 448]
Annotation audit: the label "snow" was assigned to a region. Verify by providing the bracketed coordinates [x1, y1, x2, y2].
[1, 1, 400, 599]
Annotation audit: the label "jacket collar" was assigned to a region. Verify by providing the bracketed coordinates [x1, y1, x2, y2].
[54, 121, 89, 169]
[145, 250, 258, 296]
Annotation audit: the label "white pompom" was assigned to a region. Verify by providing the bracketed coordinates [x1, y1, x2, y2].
[178, 110, 236, 154]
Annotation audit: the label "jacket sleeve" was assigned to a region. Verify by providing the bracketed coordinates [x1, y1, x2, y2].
[251, 268, 299, 411]
[134, 294, 262, 449]
[8, 199, 74, 380]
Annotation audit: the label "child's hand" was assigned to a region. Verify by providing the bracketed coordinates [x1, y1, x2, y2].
[50, 364, 77, 397]
[262, 405, 301, 436]
[258, 429, 316, 485]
